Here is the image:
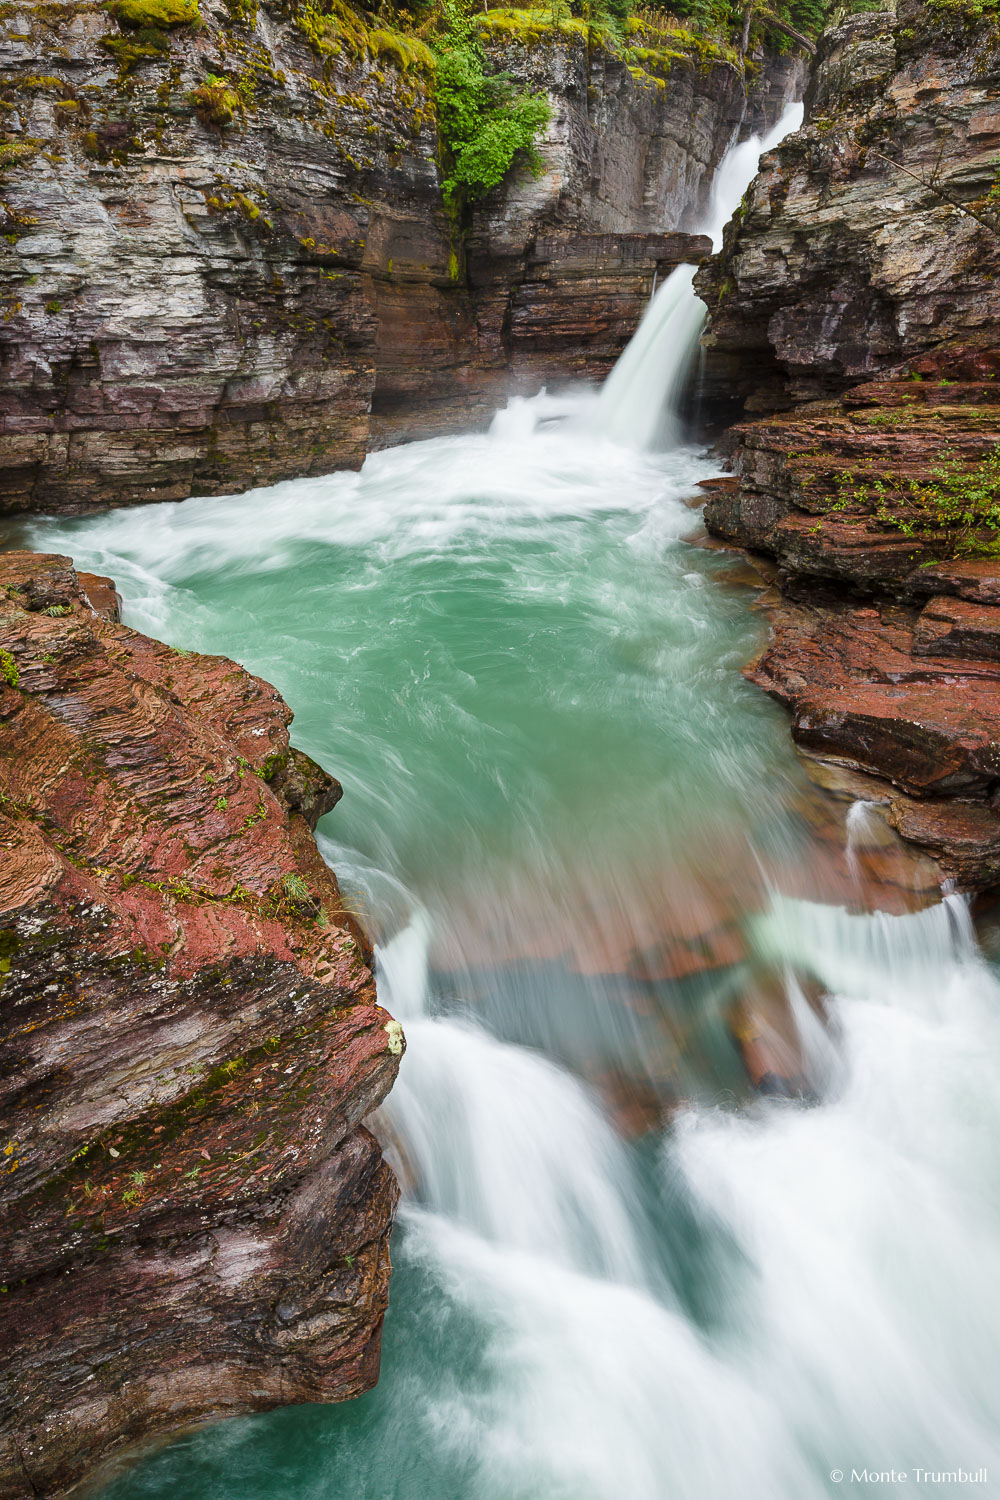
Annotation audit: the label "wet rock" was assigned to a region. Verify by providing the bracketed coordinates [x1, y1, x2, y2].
[696, 1, 1000, 403]
[728, 973, 821, 1099]
[0, 552, 402, 1497]
[912, 597, 1000, 662]
[77, 570, 122, 622]
[698, 0, 1000, 893]
[0, 2, 791, 513]
[749, 595, 1000, 798]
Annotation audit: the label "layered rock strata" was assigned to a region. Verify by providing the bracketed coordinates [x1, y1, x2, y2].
[373, 229, 712, 444]
[0, 0, 792, 514]
[0, 550, 402, 1497]
[695, 1, 1000, 892]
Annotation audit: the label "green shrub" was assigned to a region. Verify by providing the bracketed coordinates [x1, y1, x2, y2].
[434, 6, 550, 211]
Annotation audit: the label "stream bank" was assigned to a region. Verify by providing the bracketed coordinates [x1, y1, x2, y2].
[697, 0, 1000, 893]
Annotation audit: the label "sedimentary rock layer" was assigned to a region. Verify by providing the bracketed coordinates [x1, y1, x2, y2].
[698, 0, 1000, 890]
[0, 1, 791, 514]
[697, 0, 1000, 404]
[0, 551, 402, 1497]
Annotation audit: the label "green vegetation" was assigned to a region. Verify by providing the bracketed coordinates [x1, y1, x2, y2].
[0, 650, 18, 688]
[105, 0, 199, 26]
[191, 73, 243, 126]
[0, 141, 38, 172]
[433, 4, 549, 210]
[926, 0, 1000, 14]
[836, 447, 1000, 558]
[282, 0, 870, 217]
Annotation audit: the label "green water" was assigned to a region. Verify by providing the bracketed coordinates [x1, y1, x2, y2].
[27, 406, 1000, 1500]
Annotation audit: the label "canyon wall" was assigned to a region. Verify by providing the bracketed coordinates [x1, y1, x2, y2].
[0, 0, 797, 515]
[697, 0, 1000, 891]
[0, 550, 402, 1497]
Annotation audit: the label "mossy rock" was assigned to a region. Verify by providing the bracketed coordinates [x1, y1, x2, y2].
[106, 0, 200, 29]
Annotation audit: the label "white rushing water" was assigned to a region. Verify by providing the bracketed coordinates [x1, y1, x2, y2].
[369, 100, 1000, 1500]
[597, 103, 803, 450]
[30, 96, 1000, 1500]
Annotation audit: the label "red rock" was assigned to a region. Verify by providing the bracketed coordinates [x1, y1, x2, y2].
[76, 572, 122, 622]
[911, 558, 1000, 605]
[750, 596, 1000, 797]
[695, 0, 1000, 896]
[912, 596, 1000, 661]
[0, 553, 402, 1497]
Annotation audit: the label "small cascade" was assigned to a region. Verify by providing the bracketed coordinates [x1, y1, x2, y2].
[845, 797, 888, 883]
[596, 100, 804, 450]
[381, 1014, 649, 1282]
[593, 265, 706, 450]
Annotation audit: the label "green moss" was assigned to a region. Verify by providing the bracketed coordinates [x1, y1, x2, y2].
[0, 649, 18, 688]
[99, 31, 169, 73]
[204, 188, 263, 220]
[260, 750, 288, 781]
[294, 0, 370, 61]
[106, 0, 199, 26]
[369, 26, 436, 72]
[926, 0, 1000, 12]
[191, 74, 242, 127]
[0, 141, 39, 172]
[12, 75, 66, 92]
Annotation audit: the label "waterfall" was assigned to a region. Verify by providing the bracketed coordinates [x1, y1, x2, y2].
[596, 100, 805, 450]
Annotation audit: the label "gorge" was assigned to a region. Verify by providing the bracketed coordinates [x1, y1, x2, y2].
[4, 0, 1000, 1496]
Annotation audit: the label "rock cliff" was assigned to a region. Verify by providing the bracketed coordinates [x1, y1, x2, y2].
[0, 0, 796, 513]
[696, 0, 1000, 891]
[0, 550, 402, 1497]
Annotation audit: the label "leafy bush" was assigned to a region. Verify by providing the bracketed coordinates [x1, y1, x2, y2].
[434, 6, 550, 210]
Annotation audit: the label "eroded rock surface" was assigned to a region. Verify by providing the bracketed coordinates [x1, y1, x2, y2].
[0, 1, 793, 513]
[0, 551, 402, 1497]
[698, 0, 1000, 891]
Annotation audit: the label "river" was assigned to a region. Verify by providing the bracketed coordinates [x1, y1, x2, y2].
[24, 106, 1000, 1500]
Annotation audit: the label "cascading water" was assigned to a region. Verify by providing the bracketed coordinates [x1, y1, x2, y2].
[596, 102, 804, 450]
[27, 97, 1000, 1500]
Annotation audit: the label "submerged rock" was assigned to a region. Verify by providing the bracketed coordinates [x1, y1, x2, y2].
[0, 552, 402, 1496]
